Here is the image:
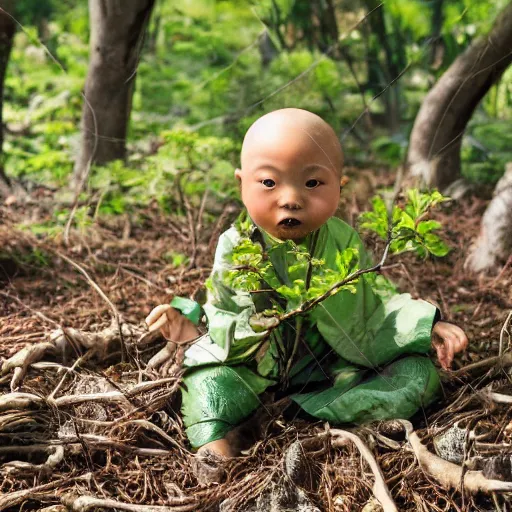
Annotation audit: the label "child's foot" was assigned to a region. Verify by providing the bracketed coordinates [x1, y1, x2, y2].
[192, 448, 229, 485]
[192, 438, 238, 485]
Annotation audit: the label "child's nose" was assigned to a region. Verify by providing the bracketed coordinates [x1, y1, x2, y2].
[278, 187, 303, 210]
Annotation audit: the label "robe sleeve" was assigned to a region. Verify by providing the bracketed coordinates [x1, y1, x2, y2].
[309, 217, 439, 368]
[182, 227, 268, 367]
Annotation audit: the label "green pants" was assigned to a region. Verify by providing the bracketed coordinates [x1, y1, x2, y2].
[181, 355, 440, 449]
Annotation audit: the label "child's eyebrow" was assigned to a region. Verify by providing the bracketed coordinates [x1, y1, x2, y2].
[251, 165, 281, 174]
[302, 164, 332, 173]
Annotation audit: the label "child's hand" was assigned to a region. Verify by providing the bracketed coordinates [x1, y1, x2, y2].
[432, 321, 468, 370]
[145, 304, 198, 343]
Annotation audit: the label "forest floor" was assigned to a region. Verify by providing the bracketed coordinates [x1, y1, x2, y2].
[0, 176, 511, 511]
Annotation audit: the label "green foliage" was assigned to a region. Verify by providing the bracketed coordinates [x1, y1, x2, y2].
[370, 134, 407, 165]
[359, 189, 450, 258]
[14, 0, 54, 26]
[225, 232, 359, 314]
[163, 251, 189, 268]
[460, 120, 512, 185]
[17, 206, 93, 239]
[4, 0, 512, 231]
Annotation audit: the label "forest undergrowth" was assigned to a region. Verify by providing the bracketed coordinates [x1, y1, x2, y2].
[0, 179, 511, 511]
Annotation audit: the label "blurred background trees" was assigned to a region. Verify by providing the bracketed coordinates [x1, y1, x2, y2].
[0, 0, 511, 272]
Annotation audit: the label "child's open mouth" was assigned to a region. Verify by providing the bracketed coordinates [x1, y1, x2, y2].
[278, 218, 302, 228]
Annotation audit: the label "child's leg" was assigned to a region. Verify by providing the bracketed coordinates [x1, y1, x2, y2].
[181, 365, 274, 452]
[197, 431, 240, 457]
[293, 355, 440, 424]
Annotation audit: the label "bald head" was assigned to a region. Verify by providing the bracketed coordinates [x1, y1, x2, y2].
[241, 108, 343, 176]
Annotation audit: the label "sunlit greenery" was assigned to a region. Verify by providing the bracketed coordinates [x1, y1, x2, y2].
[4, 0, 512, 230]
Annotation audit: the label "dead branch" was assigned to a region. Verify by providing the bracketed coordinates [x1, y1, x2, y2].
[450, 352, 512, 378]
[483, 391, 512, 404]
[400, 420, 512, 493]
[121, 418, 189, 454]
[0, 392, 44, 411]
[57, 433, 176, 457]
[0, 474, 91, 511]
[2, 445, 64, 474]
[330, 428, 398, 512]
[1, 342, 54, 390]
[55, 251, 119, 320]
[0, 321, 160, 390]
[499, 309, 512, 356]
[61, 494, 197, 512]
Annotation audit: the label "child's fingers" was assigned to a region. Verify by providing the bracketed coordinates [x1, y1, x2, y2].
[444, 339, 455, 369]
[457, 330, 469, 350]
[145, 304, 171, 327]
[435, 343, 449, 370]
[449, 324, 468, 350]
[148, 313, 168, 332]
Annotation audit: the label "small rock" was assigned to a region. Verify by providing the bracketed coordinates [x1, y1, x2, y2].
[220, 480, 320, 512]
[284, 441, 319, 491]
[433, 425, 467, 464]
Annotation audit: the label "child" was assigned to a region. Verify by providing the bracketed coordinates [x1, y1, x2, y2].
[146, 108, 468, 462]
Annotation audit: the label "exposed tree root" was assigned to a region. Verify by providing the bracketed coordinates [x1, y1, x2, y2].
[330, 428, 397, 512]
[450, 351, 512, 378]
[0, 474, 90, 511]
[400, 420, 512, 493]
[2, 445, 64, 474]
[60, 494, 198, 512]
[0, 321, 161, 390]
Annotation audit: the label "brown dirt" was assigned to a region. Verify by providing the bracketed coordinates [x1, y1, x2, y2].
[0, 184, 511, 511]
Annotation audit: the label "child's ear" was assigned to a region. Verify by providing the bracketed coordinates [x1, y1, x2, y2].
[340, 175, 350, 190]
[234, 168, 242, 182]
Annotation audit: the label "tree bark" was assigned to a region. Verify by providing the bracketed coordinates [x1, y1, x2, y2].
[408, 1, 512, 191]
[362, 1, 401, 132]
[429, 0, 445, 68]
[465, 163, 512, 274]
[0, 0, 15, 197]
[258, 30, 278, 68]
[72, 0, 155, 189]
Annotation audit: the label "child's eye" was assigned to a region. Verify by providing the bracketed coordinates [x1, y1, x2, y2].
[261, 179, 276, 188]
[305, 179, 321, 188]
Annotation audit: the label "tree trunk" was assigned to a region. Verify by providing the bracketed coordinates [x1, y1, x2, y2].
[362, 1, 401, 132]
[0, 0, 15, 197]
[258, 30, 278, 68]
[408, 1, 512, 191]
[465, 164, 512, 274]
[72, 0, 155, 189]
[429, 0, 444, 68]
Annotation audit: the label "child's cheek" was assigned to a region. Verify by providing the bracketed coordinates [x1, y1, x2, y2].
[242, 187, 271, 223]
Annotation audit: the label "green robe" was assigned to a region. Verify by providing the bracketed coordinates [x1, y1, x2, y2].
[175, 216, 440, 448]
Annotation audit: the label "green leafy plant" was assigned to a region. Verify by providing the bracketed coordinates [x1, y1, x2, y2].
[221, 189, 449, 333]
[359, 189, 450, 258]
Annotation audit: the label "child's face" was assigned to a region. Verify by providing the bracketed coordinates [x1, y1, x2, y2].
[236, 119, 341, 242]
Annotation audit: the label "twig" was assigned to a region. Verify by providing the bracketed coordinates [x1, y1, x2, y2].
[0, 291, 60, 327]
[120, 419, 189, 454]
[279, 240, 392, 323]
[207, 203, 238, 254]
[3, 445, 64, 473]
[187, 188, 209, 270]
[400, 420, 512, 493]
[57, 433, 177, 457]
[55, 251, 119, 319]
[0, 473, 91, 510]
[484, 391, 512, 404]
[498, 309, 512, 357]
[330, 428, 397, 512]
[61, 494, 197, 512]
[450, 352, 512, 378]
